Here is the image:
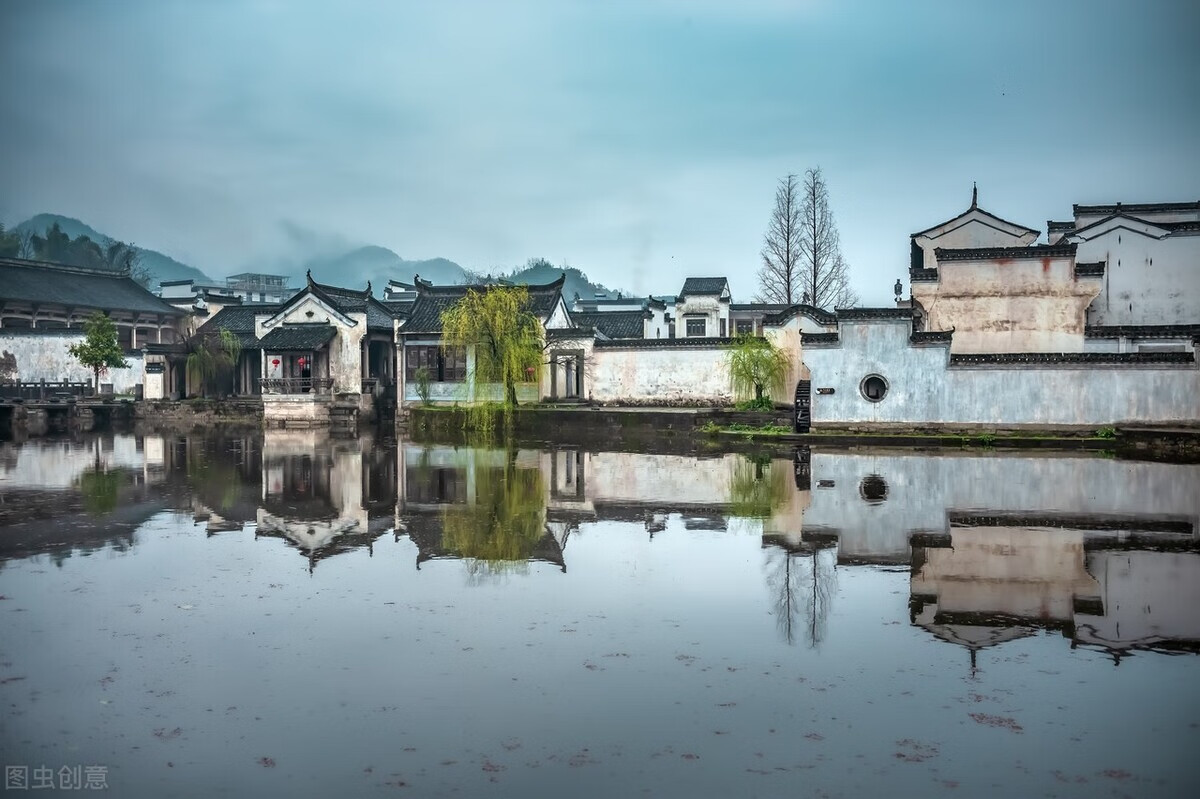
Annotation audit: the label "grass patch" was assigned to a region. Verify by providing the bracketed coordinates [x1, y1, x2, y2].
[721, 423, 791, 437]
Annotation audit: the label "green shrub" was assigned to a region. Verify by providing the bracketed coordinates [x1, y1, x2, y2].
[1096, 426, 1117, 439]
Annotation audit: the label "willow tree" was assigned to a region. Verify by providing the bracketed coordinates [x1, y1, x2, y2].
[441, 285, 543, 409]
[186, 328, 242, 398]
[726, 334, 789, 409]
[441, 457, 547, 580]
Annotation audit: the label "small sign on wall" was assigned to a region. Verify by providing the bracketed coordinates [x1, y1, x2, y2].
[816, 387, 835, 395]
[145, 363, 165, 374]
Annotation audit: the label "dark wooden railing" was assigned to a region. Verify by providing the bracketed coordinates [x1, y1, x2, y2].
[258, 377, 334, 395]
[0, 380, 91, 401]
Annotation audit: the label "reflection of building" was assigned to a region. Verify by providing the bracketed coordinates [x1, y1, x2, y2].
[910, 519, 1200, 662]
[255, 431, 396, 571]
[0, 434, 179, 566]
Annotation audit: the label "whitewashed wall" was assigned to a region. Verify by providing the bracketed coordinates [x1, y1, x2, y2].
[590, 344, 732, 405]
[1074, 223, 1200, 327]
[0, 330, 144, 394]
[804, 320, 1200, 426]
[912, 254, 1101, 353]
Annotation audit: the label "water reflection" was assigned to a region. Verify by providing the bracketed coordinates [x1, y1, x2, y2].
[2, 434, 1198, 659]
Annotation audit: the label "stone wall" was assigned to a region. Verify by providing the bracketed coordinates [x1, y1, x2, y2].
[262, 395, 332, 428]
[803, 319, 1200, 427]
[0, 330, 144, 394]
[135, 398, 264, 426]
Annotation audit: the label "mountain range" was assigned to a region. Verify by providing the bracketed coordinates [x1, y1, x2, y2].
[13, 213, 626, 301]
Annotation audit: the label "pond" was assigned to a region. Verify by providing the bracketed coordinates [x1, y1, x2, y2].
[1, 432, 1197, 797]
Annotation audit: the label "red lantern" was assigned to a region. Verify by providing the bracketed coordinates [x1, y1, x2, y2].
[298, 357, 307, 366]
[271, 359, 280, 367]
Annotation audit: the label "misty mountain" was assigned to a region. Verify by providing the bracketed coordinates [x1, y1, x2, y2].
[300, 245, 467, 291]
[13, 213, 625, 303]
[14, 213, 213, 286]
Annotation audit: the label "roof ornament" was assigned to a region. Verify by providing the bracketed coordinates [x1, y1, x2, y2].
[894, 278, 903, 299]
[306, 269, 314, 287]
[365, 280, 372, 296]
[971, 182, 978, 209]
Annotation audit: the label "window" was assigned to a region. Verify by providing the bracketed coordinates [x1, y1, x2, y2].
[406, 345, 466, 382]
[859, 474, 888, 504]
[686, 318, 706, 337]
[735, 320, 753, 336]
[720, 319, 727, 337]
[860, 374, 888, 402]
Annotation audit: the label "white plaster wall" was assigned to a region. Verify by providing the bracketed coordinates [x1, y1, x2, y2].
[674, 296, 726, 337]
[914, 212, 1038, 270]
[804, 320, 1200, 426]
[645, 307, 669, 339]
[0, 331, 144, 393]
[1077, 228, 1200, 326]
[590, 346, 732, 404]
[912, 255, 1101, 352]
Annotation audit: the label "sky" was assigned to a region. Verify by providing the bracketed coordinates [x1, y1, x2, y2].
[1, 0, 1198, 304]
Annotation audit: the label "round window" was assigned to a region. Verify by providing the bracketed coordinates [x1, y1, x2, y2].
[859, 474, 888, 504]
[860, 374, 888, 402]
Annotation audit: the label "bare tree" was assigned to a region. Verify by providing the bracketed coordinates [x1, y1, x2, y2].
[797, 167, 857, 310]
[756, 174, 803, 304]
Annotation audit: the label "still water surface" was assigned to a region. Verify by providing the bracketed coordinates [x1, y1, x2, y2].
[1, 432, 1198, 797]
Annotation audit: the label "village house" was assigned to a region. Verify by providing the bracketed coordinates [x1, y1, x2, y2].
[397, 275, 574, 404]
[184, 272, 398, 426]
[0, 256, 187, 395]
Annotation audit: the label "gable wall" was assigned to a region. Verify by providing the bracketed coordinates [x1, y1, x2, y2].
[1078, 229, 1200, 326]
[912, 255, 1100, 352]
[915, 218, 1038, 270]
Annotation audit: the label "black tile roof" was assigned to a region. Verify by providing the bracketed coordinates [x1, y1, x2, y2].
[730, 303, 789, 312]
[401, 275, 566, 334]
[910, 330, 953, 345]
[383, 299, 415, 319]
[593, 337, 734, 350]
[1047, 220, 1076, 232]
[1075, 262, 1105, 278]
[305, 275, 395, 331]
[910, 205, 1039, 238]
[836, 308, 914, 321]
[1085, 324, 1200, 339]
[0, 257, 184, 316]
[1073, 201, 1200, 216]
[760, 304, 838, 326]
[934, 243, 1076, 262]
[949, 352, 1194, 366]
[197, 304, 281, 349]
[909, 267, 939, 282]
[679, 277, 729, 296]
[570, 311, 647, 339]
[258, 324, 338, 350]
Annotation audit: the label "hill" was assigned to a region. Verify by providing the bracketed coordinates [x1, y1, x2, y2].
[14, 213, 213, 286]
[299, 246, 468, 291]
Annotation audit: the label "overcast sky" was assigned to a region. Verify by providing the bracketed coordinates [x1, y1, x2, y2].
[2, 0, 1197, 303]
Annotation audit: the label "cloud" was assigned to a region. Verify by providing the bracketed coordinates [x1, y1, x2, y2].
[1, 0, 1197, 302]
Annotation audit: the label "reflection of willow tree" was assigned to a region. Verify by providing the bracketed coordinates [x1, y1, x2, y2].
[186, 442, 248, 512]
[729, 455, 791, 519]
[441, 455, 547, 580]
[78, 466, 126, 516]
[764, 543, 838, 647]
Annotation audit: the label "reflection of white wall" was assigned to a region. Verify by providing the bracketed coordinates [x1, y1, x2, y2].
[0, 434, 148, 489]
[912, 528, 1100, 621]
[803, 452, 1200, 561]
[1076, 551, 1200, 649]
